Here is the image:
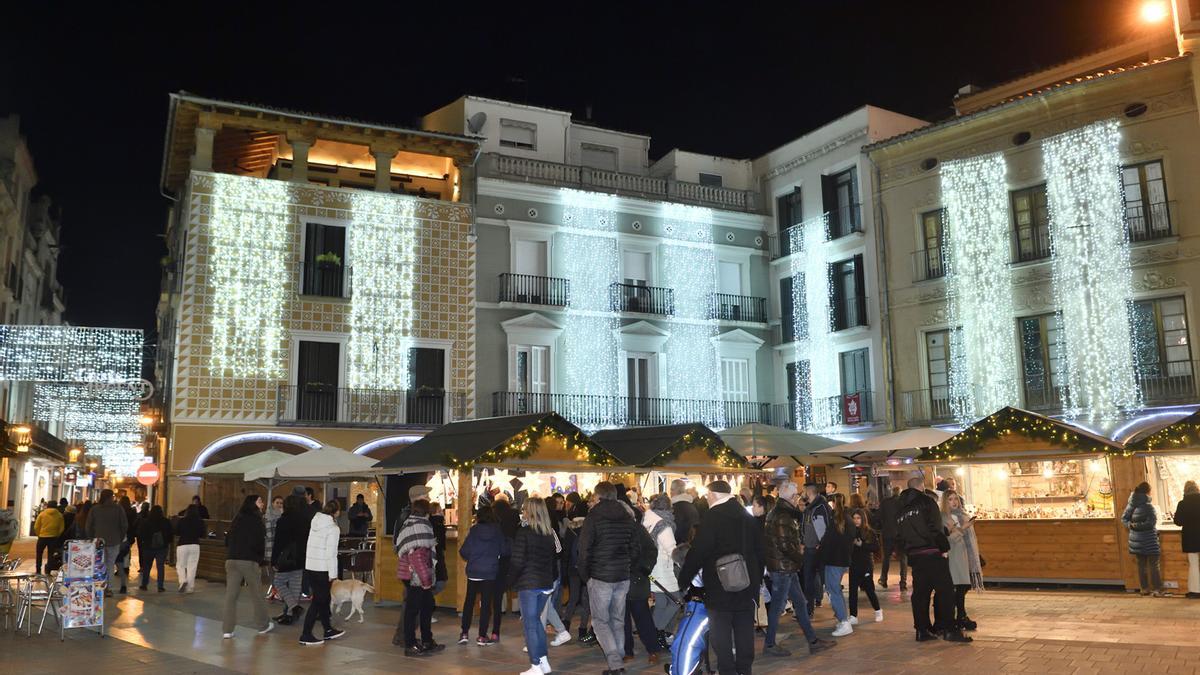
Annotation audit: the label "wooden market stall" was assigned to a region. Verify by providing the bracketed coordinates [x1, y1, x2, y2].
[917, 407, 1133, 586]
[590, 423, 760, 497]
[369, 412, 624, 608]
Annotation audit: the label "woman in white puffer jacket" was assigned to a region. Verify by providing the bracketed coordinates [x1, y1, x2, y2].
[642, 494, 679, 638]
[299, 500, 345, 646]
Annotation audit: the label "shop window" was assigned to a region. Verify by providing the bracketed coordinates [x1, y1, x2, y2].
[1146, 455, 1200, 524]
[930, 458, 1114, 520]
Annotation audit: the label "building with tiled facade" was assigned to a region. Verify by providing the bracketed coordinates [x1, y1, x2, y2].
[156, 94, 479, 515]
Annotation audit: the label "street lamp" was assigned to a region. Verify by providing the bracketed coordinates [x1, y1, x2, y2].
[1141, 1, 1170, 23]
[10, 424, 31, 453]
[140, 415, 156, 426]
[68, 447, 83, 463]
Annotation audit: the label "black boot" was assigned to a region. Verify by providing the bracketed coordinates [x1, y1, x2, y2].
[915, 629, 939, 642]
[942, 629, 973, 643]
[959, 616, 977, 631]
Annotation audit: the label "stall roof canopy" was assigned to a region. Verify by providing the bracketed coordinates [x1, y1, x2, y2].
[372, 412, 617, 471]
[1127, 407, 1200, 451]
[243, 444, 378, 482]
[591, 423, 747, 469]
[815, 428, 956, 463]
[920, 407, 1124, 461]
[719, 423, 841, 461]
[185, 449, 296, 477]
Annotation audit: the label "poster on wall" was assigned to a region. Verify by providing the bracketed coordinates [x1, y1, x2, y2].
[843, 393, 862, 425]
[62, 539, 105, 632]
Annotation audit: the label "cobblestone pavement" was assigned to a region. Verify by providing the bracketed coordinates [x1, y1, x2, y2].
[3, 537, 1200, 674]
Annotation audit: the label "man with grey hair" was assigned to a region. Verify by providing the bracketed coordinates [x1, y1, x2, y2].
[763, 481, 836, 657]
[669, 479, 699, 545]
[897, 475, 970, 643]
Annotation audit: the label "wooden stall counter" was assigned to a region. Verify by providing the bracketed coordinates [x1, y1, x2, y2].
[1156, 529, 1191, 592]
[973, 518, 1123, 585]
[196, 520, 232, 583]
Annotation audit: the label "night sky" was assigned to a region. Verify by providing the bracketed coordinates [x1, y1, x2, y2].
[2, 0, 1152, 336]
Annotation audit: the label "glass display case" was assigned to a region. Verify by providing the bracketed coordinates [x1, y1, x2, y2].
[1145, 454, 1200, 527]
[932, 457, 1114, 519]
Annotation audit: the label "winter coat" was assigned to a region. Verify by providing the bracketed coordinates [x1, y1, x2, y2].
[820, 514, 855, 568]
[136, 515, 174, 551]
[395, 514, 436, 589]
[459, 522, 510, 580]
[1123, 492, 1161, 556]
[226, 511, 266, 563]
[577, 499, 640, 583]
[86, 502, 129, 549]
[271, 509, 310, 572]
[850, 526, 879, 574]
[896, 488, 949, 554]
[431, 514, 448, 582]
[764, 498, 804, 573]
[628, 524, 659, 601]
[347, 501, 372, 537]
[678, 497, 766, 612]
[34, 507, 64, 538]
[671, 496, 700, 545]
[1173, 492, 1200, 553]
[508, 526, 559, 591]
[944, 513, 971, 584]
[802, 495, 832, 549]
[641, 509, 679, 593]
[305, 512, 341, 579]
[879, 495, 901, 539]
[176, 515, 206, 546]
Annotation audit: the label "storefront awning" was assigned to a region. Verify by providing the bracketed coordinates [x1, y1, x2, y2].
[920, 407, 1124, 461]
[1126, 408, 1200, 452]
[814, 427, 956, 464]
[591, 423, 749, 472]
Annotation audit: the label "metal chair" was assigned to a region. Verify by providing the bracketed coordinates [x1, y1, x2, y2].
[346, 550, 374, 586]
[17, 571, 64, 638]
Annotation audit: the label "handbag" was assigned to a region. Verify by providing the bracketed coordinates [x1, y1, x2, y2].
[714, 520, 751, 593]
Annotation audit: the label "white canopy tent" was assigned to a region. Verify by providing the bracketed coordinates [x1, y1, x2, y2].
[242, 445, 380, 503]
[719, 423, 842, 467]
[184, 449, 296, 477]
[813, 428, 957, 464]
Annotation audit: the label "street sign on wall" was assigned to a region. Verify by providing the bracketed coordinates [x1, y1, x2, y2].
[136, 463, 160, 486]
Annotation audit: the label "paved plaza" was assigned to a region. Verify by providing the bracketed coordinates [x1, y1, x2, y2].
[3, 538, 1200, 674]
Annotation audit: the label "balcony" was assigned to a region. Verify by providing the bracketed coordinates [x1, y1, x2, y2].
[770, 389, 880, 430]
[832, 295, 868, 331]
[711, 293, 767, 323]
[479, 153, 761, 213]
[827, 203, 864, 240]
[1139, 361, 1198, 405]
[498, 273, 570, 306]
[611, 283, 674, 316]
[900, 388, 959, 426]
[1127, 201, 1174, 243]
[300, 261, 351, 299]
[277, 385, 467, 427]
[768, 222, 804, 260]
[911, 247, 946, 282]
[1013, 227, 1051, 263]
[492, 391, 773, 429]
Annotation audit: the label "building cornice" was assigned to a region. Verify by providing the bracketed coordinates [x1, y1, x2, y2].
[762, 128, 869, 182]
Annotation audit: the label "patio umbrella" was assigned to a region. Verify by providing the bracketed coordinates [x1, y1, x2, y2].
[719, 422, 841, 466]
[243, 444, 379, 503]
[813, 428, 957, 464]
[184, 448, 296, 477]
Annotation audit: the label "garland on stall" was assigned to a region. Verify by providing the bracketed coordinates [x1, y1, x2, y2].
[1131, 411, 1200, 452]
[646, 426, 747, 469]
[442, 416, 620, 470]
[920, 407, 1120, 461]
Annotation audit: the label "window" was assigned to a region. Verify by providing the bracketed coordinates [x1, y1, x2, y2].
[776, 187, 804, 257]
[581, 143, 618, 171]
[302, 222, 347, 297]
[786, 360, 813, 430]
[925, 329, 952, 419]
[823, 169, 860, 239]
[831, 256, 866, 331]
[1011, 184, 1050, 262]
[513, 239, 548, 277]
[408, 346, 448, 424]
[296, 340, 340, 422]
[1019, 313, 1065, 410]
[698, 172, 723, 187]
[721, 358, 750, 402]
[510, 345, 550, 395]
[918, 209, 946, 280]
[839, 348, 871, 423]
[499, 119, 536, 150]
[1132, 296, 1194, 402]
[623, 352, 658, 422]
[1122, 161, 1171, 241]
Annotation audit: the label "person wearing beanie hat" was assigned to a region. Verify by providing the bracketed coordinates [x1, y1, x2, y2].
[678, 479, 766, 675]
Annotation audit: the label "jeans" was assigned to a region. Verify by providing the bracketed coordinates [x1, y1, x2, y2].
[651, 590, 678, 630]
[491, 556, 510, 636]
[623, 596, 660, 656]
[461, 579, 495, 636]
[140, 548, 167, 589]
[103, 544, 122, 588]
[1136, 553, 1164, 592]
[801, 548, 824, 614]
[519, 590, 551, 666]
[301, 572, 334, 639]
[880, 537, 908, 586]
[222, 559, 270, 634]
[35, 536, 57, 574]
[822, 565, 848, 622]
[176, 544, 200, 591]
[587, 578, 629, 670]
[1188, 552, 1200, 594]
[562, 570, 590, 631]
[847, 566, 879, 617]
[909, 553, 955, 633]
[708, 607, 755, 675]
[400, 581, 435, 647]
[764, 571, 817, 647]
[539, 578, 566, 633]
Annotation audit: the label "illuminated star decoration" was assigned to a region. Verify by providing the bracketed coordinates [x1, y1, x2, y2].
[1041, 119, 1140, 419]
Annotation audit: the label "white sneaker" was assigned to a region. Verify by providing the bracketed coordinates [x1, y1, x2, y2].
[875, 609, 884, 622]
[831, 621, 853, 637]
[538, 655, 552, 673]
[519, 666, 542, 675]
[848, 615, 859, 625]
[550, 630, 571, 647]
[258, 621, 275, 635]
[222, 632, 234, 639]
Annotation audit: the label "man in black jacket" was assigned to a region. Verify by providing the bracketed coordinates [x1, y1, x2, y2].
[670, 479, 699, 545]
[896, 476, 970, 643]
[878, 486, 908, 589]
[763, 481, 836, 657]
[577, 481, 639, 675]
[679, 480, 766, 675]
[800, 483, 831, 616]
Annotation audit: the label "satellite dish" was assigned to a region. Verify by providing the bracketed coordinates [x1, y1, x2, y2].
[467, 111, 487, 135]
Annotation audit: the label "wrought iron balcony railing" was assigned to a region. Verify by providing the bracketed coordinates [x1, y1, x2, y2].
[498, 273, 570, 306]
[299, 261, 351, 299]
[711, 293, 767, 323]
[277, 385, 466, 427]
[611, 283, 674, 316]
[492, 391, 772, 429]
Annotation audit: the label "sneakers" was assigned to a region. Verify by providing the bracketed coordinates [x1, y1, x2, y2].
[959, 617, 977, 631]
[848, 615, 859, 625]
[519, 666, 542, 675]
[763, 644, 791, 657]
[299, 635, 324, 646]
[877, 578, 888, 588]
[325, 628, 346, 641]
[831, 621, 853, 637]
[579, 629, 597, 645]
[178, 584, 187, 593]
[490, 632, 500, 643]
[275, 613, 294, 626]
[404, 645, 430, 657]
[458, 632, 469, 645]
[809, 637, 836, 654]
[538, 655, 552, 673]
[222, 632, 235, 639]
[915, 629, 939, 642]
[258, 621, 275, 635]
[875, 609, 884, 623]
[421, 640, 445, 652]
[942, 630, 973, 643]
[550, 630, 572, 647]
[476, 635, 495, 646]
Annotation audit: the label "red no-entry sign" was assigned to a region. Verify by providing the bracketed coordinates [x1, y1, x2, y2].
[136, 463, 160, 486]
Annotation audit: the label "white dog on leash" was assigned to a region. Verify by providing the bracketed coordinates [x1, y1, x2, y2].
[330, 579, 375, 623]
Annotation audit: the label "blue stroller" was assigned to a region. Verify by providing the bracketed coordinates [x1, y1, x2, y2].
[669, 596, 709, 675]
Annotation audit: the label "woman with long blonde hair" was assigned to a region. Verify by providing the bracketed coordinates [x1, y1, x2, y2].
[941, 490, 982, 631]
[510, 497, 562, 675]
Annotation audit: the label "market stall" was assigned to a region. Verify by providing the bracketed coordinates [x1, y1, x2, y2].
[369, 412, 623, 608]
[590, 423, 760, 499]
[718, 423, 841, 483]
[918, 407, 1131, 586]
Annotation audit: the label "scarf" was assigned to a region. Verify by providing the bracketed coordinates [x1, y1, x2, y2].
[649, 508, 675, 542]
[952, 509, 984, 590]
[395, 514, 436, 559]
